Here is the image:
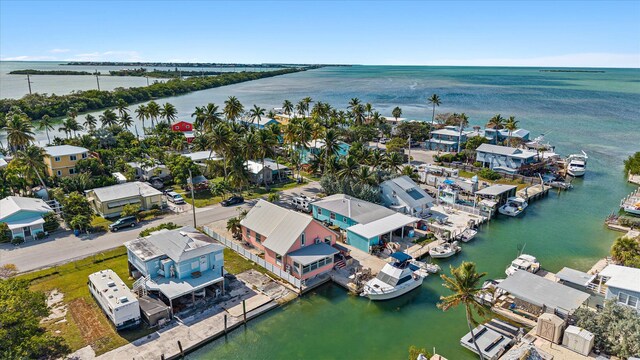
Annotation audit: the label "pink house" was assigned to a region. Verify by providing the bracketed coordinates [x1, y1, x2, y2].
[240, 200, 339, 281]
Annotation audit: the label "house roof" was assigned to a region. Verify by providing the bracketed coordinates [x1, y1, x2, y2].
[0, 196, 52, 221]
[476, 143, 520, 156]
[245, 159, 288, 174]
[475, 184, 517, 196]
[499, 128, 530, 138]
[431, 128, 463, 137]
[125, 226, 223, 263]
[600, 264, 640, 293]
[381, 175, 434, 209]
[312, 194, 396, 224]
[89, 181, 161, 202]
[288, 242, 338, 266]
[556, 267, 595, 287]
[347, 212, 419, 239]
[182, 151, 222, 162]
[241, 200, 315, 255]
[242, 116, 277, 127]
[498, 271, 590, 312]
[44, 145, 88, 157]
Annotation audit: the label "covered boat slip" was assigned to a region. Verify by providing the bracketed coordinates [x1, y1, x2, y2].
[459, 319, 520, 360]
[346, 213, 420, 253]
[145, 270, 224, 310]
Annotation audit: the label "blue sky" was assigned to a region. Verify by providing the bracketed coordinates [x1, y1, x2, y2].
[1, 0, 639, 67]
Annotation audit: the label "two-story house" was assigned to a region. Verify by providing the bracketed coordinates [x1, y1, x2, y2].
[380, 175, 434, 217]
[240, 200, 338, 281]
[475, 143, 539, 174]
[593, 264, 640, 312]
[125, 226, 225, 312]
[426, 126, 467, 152]
[298, 140, 351, 164]
[43, 145, 90, 177]
[484, 128, 531, 145]
[0, 196, 53, 240]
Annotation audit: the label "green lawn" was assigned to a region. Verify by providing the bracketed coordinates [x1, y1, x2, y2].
[456, 170, 528, 190]
[90, 216, 113, 231]
[18, 247, 153, 356]
[173, 180, 310, 207]
[222, 248, 268, 276]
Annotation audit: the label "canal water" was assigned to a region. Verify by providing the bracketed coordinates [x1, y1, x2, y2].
[2, 64, 639, 358]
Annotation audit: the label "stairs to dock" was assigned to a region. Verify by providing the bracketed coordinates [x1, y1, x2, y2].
[334, 260, 346, 270]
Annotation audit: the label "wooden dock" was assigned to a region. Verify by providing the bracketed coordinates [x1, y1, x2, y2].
[516, 183, 550, 202]
[628, 172, 640, 186]
[405, 239, 445, 260]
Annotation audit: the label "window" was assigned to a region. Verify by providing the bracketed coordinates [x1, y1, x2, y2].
[82, 153, 88, 159]
[256, 234, 261, 243]
[317, 208, 322, 216]
[343, 217, 347, 222]
[191, 261, 199, 270]
[54, 156, 61, 162]
[70, 155, 77, 161]
[69, 168, 76, 175]
[56, 170, 62, 176]
[324, 236, 332, 244]
[275, 254, 282, 265]
[300, 233, 305, 246]
[330, 212, 336, 220]
[628, 295, 638, 308]
[246, 228, 251, 237]
[618, 292, 629, 305]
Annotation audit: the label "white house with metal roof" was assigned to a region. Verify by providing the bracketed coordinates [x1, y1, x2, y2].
[593, 264, 640, 311]
[126, 161, 171, 181]
[86, 181, 163, 218]
[88, 269, 141, 330]
[245, 159, 289, 184]
[476, 144, 539, 174]
[241, 200, 338, 281]
[0, 196, 53, 240]
[380, 175, 434, 217]
[125, 226, 225, 312]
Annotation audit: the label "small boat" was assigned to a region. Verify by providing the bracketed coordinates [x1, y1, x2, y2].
[475, 279, 505, 306]
[566, 151, 588, 177]
[623, 202, 640, 216]
[429, 241, 462, 259]
[505, 254, 540, 276]
[498, 197, 528, 217]
[455, 228, 477, 242]
[410, 259, 440, 274]
[361, 252, 427, 300]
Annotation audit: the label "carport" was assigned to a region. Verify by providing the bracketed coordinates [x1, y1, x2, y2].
[346, 213, 420, 253]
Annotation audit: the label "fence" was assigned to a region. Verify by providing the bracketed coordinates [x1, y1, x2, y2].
[202, 226, 302, 288]
[443, 162, 542, 185]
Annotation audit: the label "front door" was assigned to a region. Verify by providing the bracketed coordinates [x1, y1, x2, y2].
[199, 255, 207, 272]
[23, 227, 31, 237]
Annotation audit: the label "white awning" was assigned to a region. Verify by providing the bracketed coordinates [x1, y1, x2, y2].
[7, 216, 45, 230]
[347, 213, 419, 239]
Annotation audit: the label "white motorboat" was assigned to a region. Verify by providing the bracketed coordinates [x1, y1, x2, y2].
[505, 254, 540, 276]
[475, 279, 505, 305]
[410, 259, 440, 274]
[498, 197, 528, 217]
[428, 241, 462, 259]
[623, 202, 640, 216]
[361, 252, 427, 301]
[455, 228, 477, 242]
[566, 151, 588, 177]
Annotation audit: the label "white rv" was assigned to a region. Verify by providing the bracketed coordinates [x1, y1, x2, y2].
[88, 269, 141, 330]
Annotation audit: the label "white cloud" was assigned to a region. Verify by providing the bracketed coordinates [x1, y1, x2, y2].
[0, 55, 56, 61]
[421, 53, 640, 68]
[70, 50, 143, 62]
[49, 48, 70, 53]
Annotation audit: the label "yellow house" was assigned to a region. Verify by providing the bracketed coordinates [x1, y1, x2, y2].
[86, 181, 163, 218]
[43, 145, 90, 177]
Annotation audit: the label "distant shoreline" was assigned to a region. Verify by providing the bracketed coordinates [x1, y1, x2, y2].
[540, 69, 605, 73]
[9, 69, 96, 75]
[62, 61, 352, 68]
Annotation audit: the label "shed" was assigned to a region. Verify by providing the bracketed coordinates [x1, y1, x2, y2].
[562, 326, 594, 356]
[138, 295, 172, 326]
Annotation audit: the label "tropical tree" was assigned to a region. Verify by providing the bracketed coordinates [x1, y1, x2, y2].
[210, 181, 229, 200]
[356, 166, 376, 186]
[392, 106, 403, 122]
[99, 109, 118, 127]
[256, 129, 277, 188]
[210, 123, 233, 179]
[385, 151, 404, 173]
[295, 100, 307, 117]
[322, 128, 341, 171]
[146, 100, 161, 129]
[611, 236, 640, 267]
[224, 96, 244, 123]
[504, 116, 519, 146]
[240, 132, 259, 162]
[249, 105, 266, 126]
[83, 114, 98, 132]
[282, 100, 294, 118]
[428, 94, 442, 128]
[160, 102, 178, 124]
[4, 114, 35, 152]
[487, 114, 505, 130]
[202, 103, 223, 132]
[14, 145, 49, 192]
[438, 262, 488, 360]
[226, 217, 242, 239]
[135, 104, 148, 133]
[39, 114, 54, 144]
[267, 192, 280, 203]
[456, 113, 469, 152]
[115, 99, 129, 119]
[302, 97, 313, 117]
[119, 113, 134, 130]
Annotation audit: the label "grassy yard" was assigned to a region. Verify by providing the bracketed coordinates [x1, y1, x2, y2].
[457, 170, 528, 190]
[17, 247, 153, 356]
[222, 248, 268, 276]
[90, 216, 113, 231]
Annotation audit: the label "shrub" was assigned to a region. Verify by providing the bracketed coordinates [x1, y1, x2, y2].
[36, 232, 46, 240]
[43, 212, 60, 232]
[618, 216, 640, 229]
[11, 236, 24, 245]
[473, 161, 482, 167]
[136, 208, 162, 221]
[0, 223, 10, 243]
[121, 204, 140, 218]
[478, 168, 502, 180]
[139, 222, 180, 237]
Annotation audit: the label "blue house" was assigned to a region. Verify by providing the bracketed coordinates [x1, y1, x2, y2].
[483, 128, 531, 145]
[311, 194, 418, 253]
[0, 196, 53, 240]
[475, 143, 539, 174]
[426, 126, 467, 152]
[125, 226, 225, 311]
[241, 116, 279, 129]
[596, 264, 640, 312]
[299, 140, 351, 164]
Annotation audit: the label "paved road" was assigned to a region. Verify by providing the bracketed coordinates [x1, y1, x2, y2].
[0, 182, 322, 274]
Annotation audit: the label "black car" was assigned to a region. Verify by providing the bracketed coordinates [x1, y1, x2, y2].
[221, 196, 244, 207]
[108, 216, 138, 231]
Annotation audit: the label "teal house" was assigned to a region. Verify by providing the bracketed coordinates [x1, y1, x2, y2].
[300, 140, 351, 164]
[311, 194, 418, 253]
[125, 226, 225, 312]
[0, 196, 53, 240]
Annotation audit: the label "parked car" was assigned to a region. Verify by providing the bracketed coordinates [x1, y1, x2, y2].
[379, 138, 390, 144]
[166, 191, 186, 205]
[108, 216, 138, 232]
[221, 195, 244, 207]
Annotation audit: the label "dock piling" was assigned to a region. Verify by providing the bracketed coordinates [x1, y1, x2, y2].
[242, 300, 247, 324]
[224, 314, 228, 334]
[178, 340, 184, 358]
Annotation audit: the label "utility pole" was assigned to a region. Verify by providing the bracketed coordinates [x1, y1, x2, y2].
[188, 168, 197, 227]
[145, 76, 149, 86]
[26, 74, 32, 95]
[407, 134, 411, 166]
[95, 70, 100, 91]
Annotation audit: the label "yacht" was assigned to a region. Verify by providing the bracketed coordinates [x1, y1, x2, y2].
[361, 252, 428, 301]
[505, 254, 540, 276]
[498, 197, 528, 217]
[566, 151, 588, 177]
[428, 241, 462, 259]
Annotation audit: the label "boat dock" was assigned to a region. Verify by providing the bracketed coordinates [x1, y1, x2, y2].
[620, 188, 640, 210]
[405, 239, 446, 259]
[516, 183, 550, 203]
[628, 172, 640, 186]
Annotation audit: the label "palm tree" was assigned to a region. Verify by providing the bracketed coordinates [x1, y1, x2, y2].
[83, 114, 98, 132]
[336, 155, 360, 180]
[457, 113, 469, 153]
[367, 149, 385, 170]
[58, 121, 71, 139]
[67, 117, 82, 137]
[249, 105, 266, 126]
[224, 96, 244, 123]
[99, 109, 118, 127]
[191, 106, 205, 131]
[120, 113, 134, 130]
[611, 236, 640, 266]
[392, 106, 402, 122]
[202, 103, 223, 132]
[347, 97, 361, 111]
[351, 104, 366, 126]
[296, 100, 307, 118]
[14, 145, 49, 192]
[356, 166, 376, 186]
[226, 217, 242, 239]
[302, 97, 313, 117]
[322, 128, 341, 172]
[115, 99, 129, 118]
[210, 123, 232, 179]
[146, 100, 161, 129]
[504, 116, 519, 146]
[364, 103, 374, 119]
[385, 151, 404, 173]
[240, 132, 259, 163]
[487, 114, 505, 130]
[135, 105, 148, 133]
[210, 181, 229, 200]
[428, 94, 442, 128]
[160, 102, 177, 125]
[282, 100, 294, 118]
[39, 114, 54, 144]
[438, 262, 488, 360]
[256, 129, 277, 188]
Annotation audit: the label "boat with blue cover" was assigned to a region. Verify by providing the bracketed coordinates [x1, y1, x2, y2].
[361, 252, 428, 301]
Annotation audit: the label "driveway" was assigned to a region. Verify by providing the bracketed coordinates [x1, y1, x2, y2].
[0, 181, 322, 274]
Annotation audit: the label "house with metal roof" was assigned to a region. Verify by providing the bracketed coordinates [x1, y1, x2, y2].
[311, 194, 419, 253]
[476, 144, 539, 174]
[241, 116, 279, 129]
[475, 184, 518, 205]
[0, 196, 53, 240]
[43, 145, 90, 177]
[483, 128, 531, 145]
[86, 181, 163, 218]
[125, 226, 225, 313]
[126, 161, 171, 181]
[240, 200, 338, 281]
[591, 264, 640, 312]
[380, 175, 434, 217]
[427, 126, 468, 152]
[182, 151, 223, 165]
[245, 159, 289, 184]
